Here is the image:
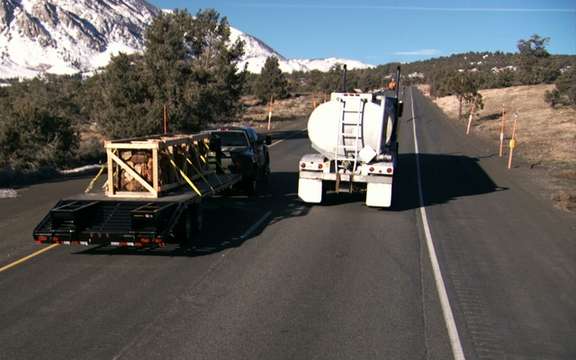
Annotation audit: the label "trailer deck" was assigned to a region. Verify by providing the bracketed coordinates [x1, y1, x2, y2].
[33, 173, 240, 248]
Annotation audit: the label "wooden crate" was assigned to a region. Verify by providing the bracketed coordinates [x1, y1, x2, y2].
[104, 133, 213, 198]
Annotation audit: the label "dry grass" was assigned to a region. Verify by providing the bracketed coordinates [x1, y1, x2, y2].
[432, 84, 576, 212]
[238, 94, 315, 130]
[416, 84, 431, 97]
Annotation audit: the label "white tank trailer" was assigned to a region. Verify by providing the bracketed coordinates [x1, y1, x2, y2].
[298, 67, 403, 207]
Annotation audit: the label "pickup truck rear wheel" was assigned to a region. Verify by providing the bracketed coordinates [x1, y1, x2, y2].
[259, 164, 270, 193]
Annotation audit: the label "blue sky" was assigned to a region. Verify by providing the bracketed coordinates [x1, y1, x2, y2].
[149, 0, 576, 65]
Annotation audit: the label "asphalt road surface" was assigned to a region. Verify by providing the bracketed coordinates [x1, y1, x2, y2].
[0, 89, 574, 360]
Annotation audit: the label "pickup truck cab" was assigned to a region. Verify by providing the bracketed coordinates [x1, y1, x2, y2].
[209, 127, 271, 194]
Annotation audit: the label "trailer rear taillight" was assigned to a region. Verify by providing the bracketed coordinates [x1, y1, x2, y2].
[111, 241, 140, 247]
[139, 237, 151, 244]
[35, 235, 49, 243]
[300, 163, 306, 168]
[369, 166, 375, 172]
[318, 164, 323, 170]
[386, 167, 393, 174]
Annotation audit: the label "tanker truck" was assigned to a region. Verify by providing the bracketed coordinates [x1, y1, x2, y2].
[298, 66, 403, 207]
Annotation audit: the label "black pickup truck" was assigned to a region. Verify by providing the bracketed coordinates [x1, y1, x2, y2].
[209, 127, 271, 194]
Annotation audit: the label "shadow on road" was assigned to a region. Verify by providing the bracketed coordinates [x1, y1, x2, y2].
[292, 153, 505, 210]
[73, 153, 503, 257]
[74, 171, 311, 258]
[390, 153, 507, 211]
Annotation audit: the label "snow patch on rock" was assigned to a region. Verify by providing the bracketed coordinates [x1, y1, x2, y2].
[0, 189, 18, 198]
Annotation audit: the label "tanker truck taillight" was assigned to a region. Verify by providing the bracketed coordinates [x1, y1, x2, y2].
[300, 157, 326, 172]
[365, 163, 394, 175]
[300, 162, 324, 171]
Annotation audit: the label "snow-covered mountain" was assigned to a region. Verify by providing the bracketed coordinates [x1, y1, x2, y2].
[0, 0, 372, 79]
[0, 0, 159, 78]
[229, 27, 373, 73]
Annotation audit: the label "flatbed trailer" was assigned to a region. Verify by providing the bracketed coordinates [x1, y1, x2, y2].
[33, 132, 242, 249]
[33, 173, 240, 248]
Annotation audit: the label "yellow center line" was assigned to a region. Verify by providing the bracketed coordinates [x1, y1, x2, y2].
[0, 244, 59, 274]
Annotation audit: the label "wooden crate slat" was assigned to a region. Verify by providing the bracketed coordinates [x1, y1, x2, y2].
[108, 151, 157, 195]
[105, 142, 158, 150]
[152, 148, 159, 193]
[104, 133, 214, 199]
[109, 191, 159, 199]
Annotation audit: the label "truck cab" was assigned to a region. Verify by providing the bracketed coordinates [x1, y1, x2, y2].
[209, 127, 271, 194]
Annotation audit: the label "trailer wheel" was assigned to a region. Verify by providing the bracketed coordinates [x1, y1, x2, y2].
[244, 177, 258, 196]
[181, 214, 193, 248]
[195, 204, 204, 233]
[258, 163, 270, 194]
[320, 181, 327, 204]
[178, 205, 203, 249]
[263, 153, 271, 177]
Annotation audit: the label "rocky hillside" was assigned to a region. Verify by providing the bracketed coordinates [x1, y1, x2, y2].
[0, 0, 372, 78]
[0, 0, 158, 77]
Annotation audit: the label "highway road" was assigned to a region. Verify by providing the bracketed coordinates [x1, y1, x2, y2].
[0, 88, 574, 360]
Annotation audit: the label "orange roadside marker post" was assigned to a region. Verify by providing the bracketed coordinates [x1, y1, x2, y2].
[507, 112, 518, 169]
[163, 104, 169, 134]
[466, 103, 476, 135]
[499, 106, 506, 157]
[267, 96, 274, 131]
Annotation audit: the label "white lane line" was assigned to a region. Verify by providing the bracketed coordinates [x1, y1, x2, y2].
[410, 87, 466, 360]
[269, 127, 307, 147]
[238, 211, 272, 241]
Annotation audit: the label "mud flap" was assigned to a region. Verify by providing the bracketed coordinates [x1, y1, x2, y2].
[366, 182, 392, 207]
[298, 178, 323, 203]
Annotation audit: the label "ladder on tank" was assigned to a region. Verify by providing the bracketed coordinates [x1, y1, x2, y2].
[335, 97, 366, 174]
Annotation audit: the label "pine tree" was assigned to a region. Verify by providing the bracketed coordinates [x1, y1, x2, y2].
[93, 9, 246, 138]
[143, 9, 246, 130]
[545, 67, 576, 107]
[0, 79, 78, 172]
[254, 56, 288, 102]
[446, 72, 484, 119]
[92, 53, 156, 139]
[555, 67, 576, 106]
[516, 34, 559, 85]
